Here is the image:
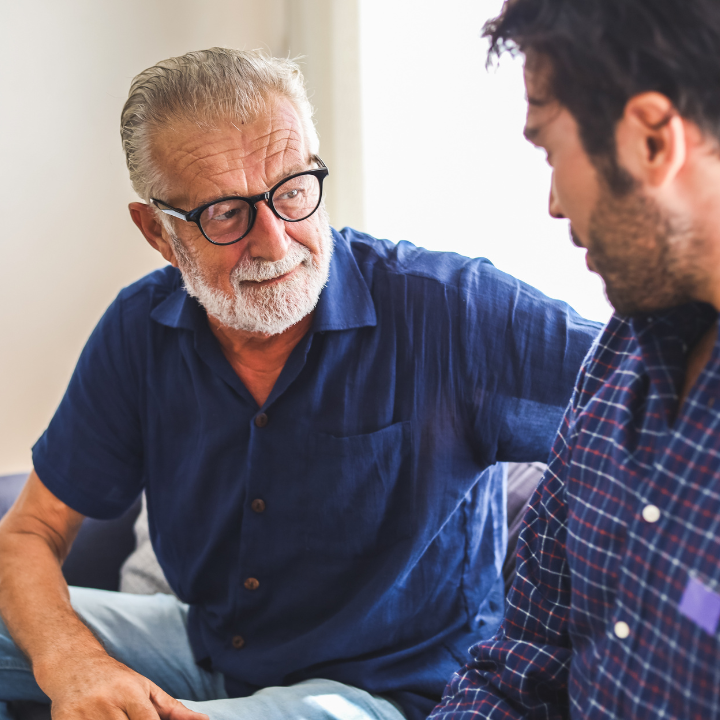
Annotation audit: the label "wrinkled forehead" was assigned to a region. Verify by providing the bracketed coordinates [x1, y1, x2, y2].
[150, 97, 311, 201]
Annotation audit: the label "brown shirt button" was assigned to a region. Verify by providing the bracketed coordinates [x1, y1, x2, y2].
[244, 577, 260, 591]
[251, 498, 266, 513]
[231, 635, 245, 649]
[254, 413, 269, 428]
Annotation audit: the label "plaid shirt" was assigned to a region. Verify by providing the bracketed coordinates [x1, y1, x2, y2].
[431, 302, 720, 719]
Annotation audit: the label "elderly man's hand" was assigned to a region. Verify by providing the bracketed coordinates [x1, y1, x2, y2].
[38, 650, 208, 720]
[0, 471, 210, 720]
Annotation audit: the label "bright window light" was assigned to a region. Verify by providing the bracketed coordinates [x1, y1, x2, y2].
[359, 0, 613, 323]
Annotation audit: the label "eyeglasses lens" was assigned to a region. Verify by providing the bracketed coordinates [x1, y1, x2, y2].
[200, 199, 252, 245]
[197, 172, 322, 245]
[272, 174, 321, 221]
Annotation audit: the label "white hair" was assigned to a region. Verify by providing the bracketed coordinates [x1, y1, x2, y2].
[120, 47, 319, 201]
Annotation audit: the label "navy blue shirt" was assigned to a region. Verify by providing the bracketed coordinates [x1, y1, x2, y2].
[33, 228, 600, 720]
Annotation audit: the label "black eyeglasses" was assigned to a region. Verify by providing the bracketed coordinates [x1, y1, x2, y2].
[151, 156, 329, 246]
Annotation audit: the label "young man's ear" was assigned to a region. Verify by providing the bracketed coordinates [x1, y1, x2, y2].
[128, 202, 179, 267]
[616, 92, 687, 189]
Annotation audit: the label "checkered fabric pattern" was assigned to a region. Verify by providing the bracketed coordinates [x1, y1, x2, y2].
[431, 302, 720, 719]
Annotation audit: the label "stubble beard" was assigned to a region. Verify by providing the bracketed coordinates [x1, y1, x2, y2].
[586, 183, 704, 316]
[171, 208, 333, 336]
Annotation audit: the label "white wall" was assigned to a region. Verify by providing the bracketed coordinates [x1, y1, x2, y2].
[286, 1, 365, 230]
[0, 0, 288, 474]
[358, 0, 612, 323]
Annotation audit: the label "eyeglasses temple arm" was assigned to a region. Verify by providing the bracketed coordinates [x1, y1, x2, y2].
[151, 199, 188, 221]
[158, 207, 187, 220]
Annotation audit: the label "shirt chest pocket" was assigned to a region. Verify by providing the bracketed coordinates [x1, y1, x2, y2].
[300, 420, 415, 558]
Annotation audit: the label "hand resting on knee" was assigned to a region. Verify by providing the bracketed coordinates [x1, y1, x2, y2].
[0, 470, 208, 720]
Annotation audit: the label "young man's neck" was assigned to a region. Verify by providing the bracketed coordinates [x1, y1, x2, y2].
[679, 319, 718, 411]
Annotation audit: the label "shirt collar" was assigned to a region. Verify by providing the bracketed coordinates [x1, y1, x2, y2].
[311, 227, 377, 332]
[628, 302, 718, 420]
[150, 270, 200, 331]
[630, 302, 717, 349]
[150, 227, 377, 334]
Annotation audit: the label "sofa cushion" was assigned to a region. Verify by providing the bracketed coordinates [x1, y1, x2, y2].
[0, 474, 29, 517]
[119, 492, 174, 596]
[0, 473, 141, 592]
[503, 462, 546, 594]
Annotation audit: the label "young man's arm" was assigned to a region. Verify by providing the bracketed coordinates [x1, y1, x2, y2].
[0, 469, 205, 720]
[430, 401, 578, 719]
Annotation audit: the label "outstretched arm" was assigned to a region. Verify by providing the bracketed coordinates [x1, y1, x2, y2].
[0, 469, 206, 720]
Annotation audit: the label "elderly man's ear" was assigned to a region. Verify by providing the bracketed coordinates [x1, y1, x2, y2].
[129, 202, 179, 268]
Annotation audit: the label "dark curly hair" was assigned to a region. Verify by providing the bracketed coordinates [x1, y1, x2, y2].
[484, 0, 720, 190]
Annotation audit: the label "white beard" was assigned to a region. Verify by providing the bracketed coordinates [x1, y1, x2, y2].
[172, 209, 333, 336]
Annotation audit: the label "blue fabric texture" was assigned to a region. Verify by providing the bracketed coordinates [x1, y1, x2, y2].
[430, 303, 720, 719]
[32, 228, 600, 720]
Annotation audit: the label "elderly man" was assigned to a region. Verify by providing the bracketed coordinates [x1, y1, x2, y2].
[0, 49, 598, 720]
[431, 1, 720, 718]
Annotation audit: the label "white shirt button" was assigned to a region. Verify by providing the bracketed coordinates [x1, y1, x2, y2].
[642, 504, 661, 523]
[614, 621, 630, 639]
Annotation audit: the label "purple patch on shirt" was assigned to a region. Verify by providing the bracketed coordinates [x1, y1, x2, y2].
[678, 575, 720, 635]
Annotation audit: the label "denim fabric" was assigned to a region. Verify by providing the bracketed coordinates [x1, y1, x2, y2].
[0, 587, 404, 720]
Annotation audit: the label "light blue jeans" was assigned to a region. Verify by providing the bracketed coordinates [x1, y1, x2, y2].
[0, 587, 405, 720]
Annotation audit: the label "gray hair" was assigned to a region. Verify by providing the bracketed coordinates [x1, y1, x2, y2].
[121, 47, 319, 201]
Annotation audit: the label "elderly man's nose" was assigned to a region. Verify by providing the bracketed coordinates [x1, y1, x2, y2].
[247, 201, 290, 261]
[549, 176, 565, 219]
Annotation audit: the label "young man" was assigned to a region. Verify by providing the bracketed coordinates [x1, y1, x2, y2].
[431, 1, 720, 718]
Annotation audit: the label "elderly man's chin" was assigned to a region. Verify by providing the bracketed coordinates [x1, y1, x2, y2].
[179, 229, 333, 337]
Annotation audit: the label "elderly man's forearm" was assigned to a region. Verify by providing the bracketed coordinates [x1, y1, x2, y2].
[0, 527, 107, 692]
